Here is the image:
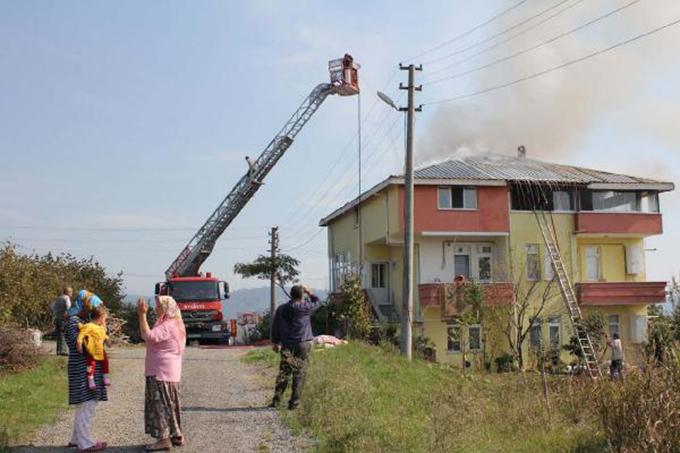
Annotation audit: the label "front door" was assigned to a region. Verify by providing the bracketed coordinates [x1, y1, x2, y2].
[367, 262, 390, 306]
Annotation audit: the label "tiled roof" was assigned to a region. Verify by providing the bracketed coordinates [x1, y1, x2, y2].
[414, 154, 666, 185]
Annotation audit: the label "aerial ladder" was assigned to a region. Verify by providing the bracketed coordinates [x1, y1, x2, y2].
[156, 55, 360, 342]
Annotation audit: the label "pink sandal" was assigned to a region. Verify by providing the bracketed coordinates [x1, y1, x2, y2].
[79, 441, 107, 451]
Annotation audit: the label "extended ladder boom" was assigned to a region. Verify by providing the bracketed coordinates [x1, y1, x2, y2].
[166, 55, 360, 279]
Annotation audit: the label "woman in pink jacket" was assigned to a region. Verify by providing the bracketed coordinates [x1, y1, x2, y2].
[137, 296, 186, 452]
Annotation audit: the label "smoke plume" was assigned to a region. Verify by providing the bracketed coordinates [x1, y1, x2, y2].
[416, 0, 680, 165]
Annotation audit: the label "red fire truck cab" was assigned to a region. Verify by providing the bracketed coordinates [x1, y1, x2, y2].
[155, 273, 230, 342]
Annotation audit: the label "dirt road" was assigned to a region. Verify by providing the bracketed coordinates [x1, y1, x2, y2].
[13, 346, 309, 453]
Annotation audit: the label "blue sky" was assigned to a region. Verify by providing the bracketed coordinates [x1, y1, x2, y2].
[1, 1, 678, 296]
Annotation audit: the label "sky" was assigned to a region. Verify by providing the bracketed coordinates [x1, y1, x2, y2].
[1, 0, 679, 296]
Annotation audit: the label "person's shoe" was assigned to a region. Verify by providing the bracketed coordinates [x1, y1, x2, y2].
[144, 439, 172, 452]
[87, 376, 96, 390]
[288, 402, 300, 410]
[78, 441, 106, 451]
[268, 399, 280, 409]
[66, 442, 78, 448]
[171, 436, 185, 447]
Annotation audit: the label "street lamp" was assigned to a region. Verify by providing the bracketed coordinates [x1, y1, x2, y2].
[377, 79, 418, 360]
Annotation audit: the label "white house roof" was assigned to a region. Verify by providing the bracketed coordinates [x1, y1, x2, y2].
[319, 154, 675, 226]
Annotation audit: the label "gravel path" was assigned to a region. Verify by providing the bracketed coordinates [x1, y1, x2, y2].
[13, 346, 310, 453]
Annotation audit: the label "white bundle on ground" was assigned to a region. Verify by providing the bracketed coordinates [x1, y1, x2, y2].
[313, 335, 348, 348]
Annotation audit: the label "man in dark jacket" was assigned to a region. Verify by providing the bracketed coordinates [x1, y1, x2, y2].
[270, 284, 322, 409]
[51, 286, 72, 356]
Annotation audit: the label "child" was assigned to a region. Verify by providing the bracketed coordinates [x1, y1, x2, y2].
[77, 306, 111, 389]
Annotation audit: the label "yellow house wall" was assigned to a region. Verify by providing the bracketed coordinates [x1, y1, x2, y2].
[577, 237, 646, 282]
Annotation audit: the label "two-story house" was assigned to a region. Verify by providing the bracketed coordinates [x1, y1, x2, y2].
[320, 153, 674, 367]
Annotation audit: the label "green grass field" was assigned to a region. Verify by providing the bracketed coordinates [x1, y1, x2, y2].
[0, 356, 68, 449]
[245, 343, 608, 452]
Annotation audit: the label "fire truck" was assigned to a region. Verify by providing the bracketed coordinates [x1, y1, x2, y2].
[155, 55, 360, 342]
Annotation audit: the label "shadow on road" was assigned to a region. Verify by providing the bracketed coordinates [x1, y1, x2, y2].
[182, 405, 272, 413]
[9, 446, 146, 452]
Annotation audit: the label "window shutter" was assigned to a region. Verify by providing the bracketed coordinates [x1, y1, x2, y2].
[626, 245, 643, 275]
[630, 314, 647, 344]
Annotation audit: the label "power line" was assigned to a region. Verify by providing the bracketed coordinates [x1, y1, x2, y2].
[422, 0, 575, 66]
[422, 0, 586, 80]
[405, 0, 529, 62]
[425, 0, 642, 86]
[423, 16, 680, 106]
[282, 229, 324, 253]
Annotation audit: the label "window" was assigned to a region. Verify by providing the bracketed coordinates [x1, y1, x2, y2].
[370, 263, 387, 288]
[608, 314, 620, 337]
[510, 186, 573, 211]
[447, 324, 461, 352]
[592, 191, 637, 212]
[548, 316, 561, 349]
[640, 191, 659, 212]
[526, 244, 540, 281]
[543, 250, 555, 281]
[477, 245, 493, 282]
[438, 186, 477, 209]
[468, 325, 482, 351]
[529, 321, 542, 349]
[454, 247, 471, 279]
[553, 191, 573, 211]
[585, 246, 601, 282]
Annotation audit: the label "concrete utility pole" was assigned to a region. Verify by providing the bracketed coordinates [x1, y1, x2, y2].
[269, 226, 279, 315]
[398, 63, 422, 361]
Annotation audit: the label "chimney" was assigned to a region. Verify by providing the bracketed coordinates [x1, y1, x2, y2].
[517, 145, 526, 158]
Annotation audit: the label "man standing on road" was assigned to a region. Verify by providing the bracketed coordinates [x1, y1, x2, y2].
[270, 284, 322, 410]
[51, 286, 73, 356]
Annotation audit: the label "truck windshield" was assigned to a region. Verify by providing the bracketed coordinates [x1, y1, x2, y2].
[170, 281, 219, 301]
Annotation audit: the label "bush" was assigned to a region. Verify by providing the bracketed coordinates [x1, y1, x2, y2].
[0, 325, 42, 372]
[494, 353, 514, 373]
[593, 359, 680, 452]
[0, 242, 126, 331]
[338, 274, 372, 340]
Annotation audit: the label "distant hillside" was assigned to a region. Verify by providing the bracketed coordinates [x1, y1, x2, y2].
[223, 286, 328, 319]
[125, 287, 328, 320]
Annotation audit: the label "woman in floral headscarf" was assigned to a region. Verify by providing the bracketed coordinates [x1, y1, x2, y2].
[138, 296, 186, 452]
[65, 290, 108, 452]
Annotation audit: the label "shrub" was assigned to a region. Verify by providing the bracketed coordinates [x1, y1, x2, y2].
[0, 325, 42, 372]
[494, 353, 514, 372]
[338, 274, 372, 340]
[593, 359, 680, 452]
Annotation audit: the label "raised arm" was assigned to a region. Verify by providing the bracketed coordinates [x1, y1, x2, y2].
[137, 298, 151, 342]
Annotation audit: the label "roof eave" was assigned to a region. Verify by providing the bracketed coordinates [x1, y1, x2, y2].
[587, 182, 675, 192]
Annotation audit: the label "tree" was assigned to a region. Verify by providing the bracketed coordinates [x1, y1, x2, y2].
[233, 253, 300, 298]
[0, 242, 125, 330]
[339, 273, 372, 340]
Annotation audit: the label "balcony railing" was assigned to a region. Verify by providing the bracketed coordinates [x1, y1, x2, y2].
[576, 281, 667, 306]
[419, 282, 514, 320]
[575, 212, 662, 235]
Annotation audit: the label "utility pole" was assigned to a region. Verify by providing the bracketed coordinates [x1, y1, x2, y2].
[269, 226, 279, 316]
[398, 63, 422, 361]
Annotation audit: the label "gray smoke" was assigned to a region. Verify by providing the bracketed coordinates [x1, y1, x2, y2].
[416, 0, 680, 165]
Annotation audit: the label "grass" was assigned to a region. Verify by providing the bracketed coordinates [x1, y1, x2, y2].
[0, 356, 68, 448]
[244, 343, 608, 452]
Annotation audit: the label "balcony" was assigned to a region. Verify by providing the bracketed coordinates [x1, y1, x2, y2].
[576, 281, 667, 306]
[575, 212, 662, 236]
[419, 282, 514, 320]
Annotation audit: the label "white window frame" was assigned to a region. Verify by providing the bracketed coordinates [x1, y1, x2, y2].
[529, 320, 542, 349]
[476, 245, 493, 283]
[548, 316, 561, 349]
[452, 244, 494, 282]
[468, 324, 482, 352]
[526, 244, 540, 281]
[447, 323, 462, 353]
[370, 262, 387, 289]
[437, 186, 478, 210]
[585, 246, 601, 282]
[608, 314, 620, 337]
[552, 190, 574, 211]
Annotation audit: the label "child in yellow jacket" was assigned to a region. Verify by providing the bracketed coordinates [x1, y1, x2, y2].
[77, 306, 111, 389]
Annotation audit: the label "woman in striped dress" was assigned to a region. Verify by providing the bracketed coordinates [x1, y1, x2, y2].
[65, 290, 108, 452]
